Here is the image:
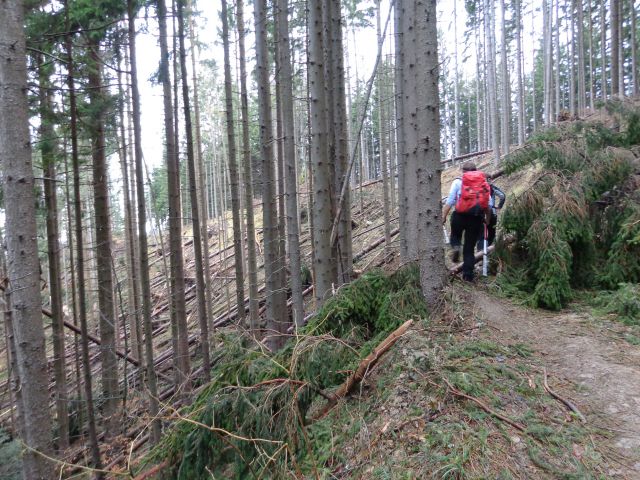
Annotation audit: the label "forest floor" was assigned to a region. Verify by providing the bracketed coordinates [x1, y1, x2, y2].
[318, 279, 640, 479]
[474, 286, 640, 477]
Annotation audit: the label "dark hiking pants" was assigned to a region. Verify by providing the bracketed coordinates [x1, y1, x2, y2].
[450, 211, 483, 281]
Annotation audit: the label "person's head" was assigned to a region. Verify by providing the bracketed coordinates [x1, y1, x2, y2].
[462, 162, 477, 172]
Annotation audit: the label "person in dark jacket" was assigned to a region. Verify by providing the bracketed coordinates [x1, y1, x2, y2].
[442, 162, 491, 282]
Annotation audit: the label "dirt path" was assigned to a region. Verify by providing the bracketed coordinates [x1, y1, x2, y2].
[470, 288, 640, 478]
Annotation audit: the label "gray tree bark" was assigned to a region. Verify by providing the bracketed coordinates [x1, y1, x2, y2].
[276, 0, 305, 327]
[38, 54, 69, 451]
[0, 3, 53, 475]
[611, 0, 620, 95]
[485, 0, 501, 164]
[254, 0, 288, 346]
[411, 0, 446, 305]
[236, 0, 260, 331]
[87, 38, 119, 435]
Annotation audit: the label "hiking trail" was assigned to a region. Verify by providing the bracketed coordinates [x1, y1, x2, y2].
[470, 287, 640, 478]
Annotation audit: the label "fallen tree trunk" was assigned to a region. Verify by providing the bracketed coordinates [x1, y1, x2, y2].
[441, 149, 492, 164]
[312, 319, 413, 421]
[449, 245, 495, 275]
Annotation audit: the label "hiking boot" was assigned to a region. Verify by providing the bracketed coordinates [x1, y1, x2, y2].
[450, 246, 461, 263]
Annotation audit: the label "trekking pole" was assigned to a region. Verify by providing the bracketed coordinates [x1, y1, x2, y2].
[443, 225, 449, 244]
[482, 222, 488, 277]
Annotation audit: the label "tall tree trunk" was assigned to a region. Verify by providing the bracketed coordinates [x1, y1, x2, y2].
[188, 2, 215, 335]
[485, 0, 501, 164]
[600, 0, 608, 98]
[395, 0, 407, 259]
[87, 37, 119, 436]
[569, 1, 577, 116]
[64, 15, 101, 470]
[588, 0, 596, 108]
[254, 0, 288, 347]
[236, 0, 260, 331]
[500, 0, 510, 153]
[156, 0, 191, 390]
[276, 0, 305, 327]
[309, 0, 339, 303]
[221, 0, 247, 326]
[577, 0, 586, 112]
[414, 0, 446, 306]
[376, 0, 392, 251]
[176, 0, 212, 377]
[543, 0, 553, 124]
[454, 0, 461, 156]
[117, 44, 142, 364]
[632, 0, 638, 96]
[515, 0, 525, 144]
[554, 0, 561, 116]
[327, 0, 352, 284]
[37, 54, 69, 451]
[130, 1, 161, 442]
[611, 0, 620, 95]
[0, 5, 53, 475]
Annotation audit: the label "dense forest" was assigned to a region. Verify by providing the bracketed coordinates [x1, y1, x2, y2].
[0, 0, 639, 478]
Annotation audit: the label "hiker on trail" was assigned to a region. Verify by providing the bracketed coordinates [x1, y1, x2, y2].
[476, 182, 506, 251]
[442, 161, 491, 282]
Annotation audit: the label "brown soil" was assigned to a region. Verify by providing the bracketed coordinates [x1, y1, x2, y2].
[470, 287, 640, 478]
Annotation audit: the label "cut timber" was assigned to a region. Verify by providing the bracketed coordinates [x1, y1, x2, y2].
[449, 245, 495, 275]
[312, 319, 413, 421]
[0, 282, 140, 367]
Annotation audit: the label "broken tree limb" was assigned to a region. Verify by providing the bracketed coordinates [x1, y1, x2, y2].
[353, 228, 400, 263]
[0, 282, 140, 367]
[543, 368, 586, 423]
[441, 149, 493, 164]
[449, 245, 495, 275]
[439, 376, 526, 432]
[312, 319, 413, 421]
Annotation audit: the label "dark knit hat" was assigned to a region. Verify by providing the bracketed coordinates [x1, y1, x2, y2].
[462, 161, 477, 171]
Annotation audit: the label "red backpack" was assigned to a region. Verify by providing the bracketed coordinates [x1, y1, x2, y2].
[455, 171, 490, 215]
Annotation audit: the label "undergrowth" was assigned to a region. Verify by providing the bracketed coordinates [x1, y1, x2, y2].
[146, 265, 427, 478]
[495, 102, 640, 310]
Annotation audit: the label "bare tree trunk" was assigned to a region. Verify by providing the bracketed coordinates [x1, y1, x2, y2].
[543, 0, 553, 124]
[588, 0, 596, 108]
[276, 0, 305, 327]
[87, 38, 119, 435]
[633, 0, 638, 96]
[600, 0, 608, 98]
[414, 0, 446, 306]
[500, 0, 510, 153]
[176, 0, 212, 377]
[221, 0, 246, 329]
[377, 0, 392, 251]
[117, 41, 142, 365]
[188, 1, 215, 335]
[395, 0, 407, 259]
[156, 0, 191, 391]
[555, 0, 561, 116]
[309, 0, 339, 304]
[577, 0, 586, 112]
[254, 0, 288, 347]
[485, 0, 501, 164]
[132, 0, 162, 442]
[0, 4, 54, 471]
[63, 3, 102, 470]
[236, 0, 260, 331]
[569, 1, 577, 116]
[611, 0, 620, 95]
[37, 54, 69, 451]
[515, 0, 525, 144]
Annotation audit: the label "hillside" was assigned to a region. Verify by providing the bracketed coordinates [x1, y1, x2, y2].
[2, 104, 640, 479]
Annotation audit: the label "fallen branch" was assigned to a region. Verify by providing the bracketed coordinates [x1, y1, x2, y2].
[312, 319, 413, 421]
[438, 375, 526, 432]
[132, 460, 169, 480]
[543, 368, 586, 423]
[449, 246, 495, 275]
